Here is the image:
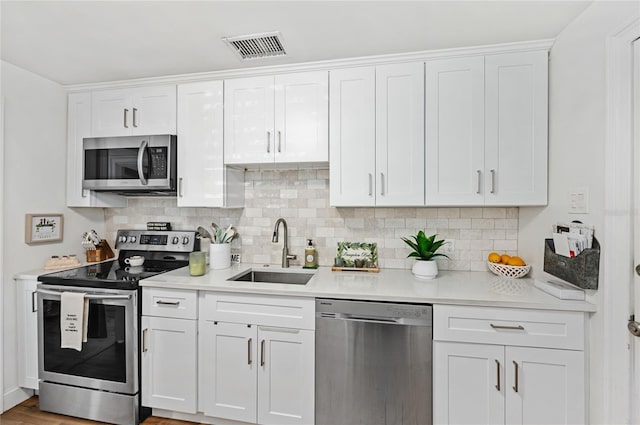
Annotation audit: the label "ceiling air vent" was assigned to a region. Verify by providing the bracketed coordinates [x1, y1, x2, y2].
[223, 31, 287, 60]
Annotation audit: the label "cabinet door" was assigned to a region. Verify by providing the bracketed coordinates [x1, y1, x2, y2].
[91, 89, 132, 137]
[505, 346, 585, 425]
[433, 341, 504, 425]
[67, 92, 94, 206]
[224, 76, 275, 164]
[16, 278, 38, 390]
[329, 67, 376, 206]
[425, 56, 485, 205]
[131, 85, 177, 136]
[67, 93, 126, 207]
[257, 327, 314, 425]
[201, 321, 257, 423]
[141, 316, 197, 413]
[485, 51, 548, 206]
[375, 62, 425, 206]
[177, 81, 226, 207]
[274, 71, 328, 164]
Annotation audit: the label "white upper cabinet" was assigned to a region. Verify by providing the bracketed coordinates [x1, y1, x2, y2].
[426, 50, 548, 206]
[274, 72, 329, 164]
[375, 62, 425, 206]
[66, 92, 126, 207]
[426, 56, 485, 205]
[224, 71, 328, 166]
[330, 63, 425, 207]
[329, 67, 376, 206]
[91, 85, 176, 137]
[224, 76, 274, 164]
[177, 81, 244, 208]
[484, 51, 548, 206]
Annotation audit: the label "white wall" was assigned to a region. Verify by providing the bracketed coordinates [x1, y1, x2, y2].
[1, 61, 106, 409]
[518, 2, 640, 423]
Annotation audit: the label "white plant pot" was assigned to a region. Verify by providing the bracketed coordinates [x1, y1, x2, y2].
[412, 260, 438, 279]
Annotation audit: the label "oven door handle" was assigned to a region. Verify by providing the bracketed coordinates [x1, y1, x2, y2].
[36, 289, 132, 300]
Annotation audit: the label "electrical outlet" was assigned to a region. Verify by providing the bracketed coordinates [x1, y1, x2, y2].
[444, 239, 455, 253]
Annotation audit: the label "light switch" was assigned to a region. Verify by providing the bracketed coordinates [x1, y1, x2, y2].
[569, 187, 589, 214]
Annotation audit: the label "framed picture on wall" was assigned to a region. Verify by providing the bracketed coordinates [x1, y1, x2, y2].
[25, 213, 64, 244]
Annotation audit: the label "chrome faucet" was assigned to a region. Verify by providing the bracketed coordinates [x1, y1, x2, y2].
[272, 218, 297, 268]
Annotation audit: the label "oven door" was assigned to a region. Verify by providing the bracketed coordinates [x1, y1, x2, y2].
[37, 284, 138, 395]
[82, 135, 175, 191]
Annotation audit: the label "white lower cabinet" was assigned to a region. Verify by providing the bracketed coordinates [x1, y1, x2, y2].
[504, 346, 584, 425]
[16, 277, 39, 390]
[201, 321, 257, 422]
[433, 305, 586, 425]
[199, 292, 315, 425]
[257, 326, 315, 425]
[434, 342, 504, 425]
[141, 289, 198, 414]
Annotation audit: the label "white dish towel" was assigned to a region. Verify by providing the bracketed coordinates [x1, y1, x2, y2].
[60, 292, 89, 351]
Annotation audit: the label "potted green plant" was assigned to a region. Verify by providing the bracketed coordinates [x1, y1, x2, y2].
[401, 231, 450, 279]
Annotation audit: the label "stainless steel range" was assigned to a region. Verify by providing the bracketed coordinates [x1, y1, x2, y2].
[36, 229, 198, 425]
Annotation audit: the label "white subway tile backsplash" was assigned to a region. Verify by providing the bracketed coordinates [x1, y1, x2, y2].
[437, 208, 460, 218]
[483, 208, 507, 219]
[104, 170, 519, 271]
[482, 229, 506, 240]
[493, 239, 518, 251]
[460, 208, 484, 218]
[471, 218, 495, 229]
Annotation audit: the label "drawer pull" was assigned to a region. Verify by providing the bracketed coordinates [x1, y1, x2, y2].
[490, 324, 524, 331]
[156, 300, 180, 306]
[142, 328, 148, 352]
[513, 360, 519, 392]
[495, 359, 501, 391]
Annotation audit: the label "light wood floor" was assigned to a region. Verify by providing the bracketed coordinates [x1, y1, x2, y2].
[0, 397, 199, 425]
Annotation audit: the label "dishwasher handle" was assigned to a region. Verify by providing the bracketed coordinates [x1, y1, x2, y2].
[318, 311, 431, 326]
[342, 314, 400, 324]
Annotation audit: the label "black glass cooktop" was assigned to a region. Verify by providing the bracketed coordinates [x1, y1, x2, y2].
[38, 259, 188, 290]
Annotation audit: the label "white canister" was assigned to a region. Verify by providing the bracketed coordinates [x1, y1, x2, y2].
[210, 243, 231, 269]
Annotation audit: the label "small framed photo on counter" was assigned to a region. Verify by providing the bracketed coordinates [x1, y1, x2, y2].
[25, 213, 64, 244]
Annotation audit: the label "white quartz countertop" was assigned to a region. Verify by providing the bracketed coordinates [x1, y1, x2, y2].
[140, 264, 596, 313]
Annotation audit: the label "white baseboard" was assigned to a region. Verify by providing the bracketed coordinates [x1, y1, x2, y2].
[3, 386, 34, 412]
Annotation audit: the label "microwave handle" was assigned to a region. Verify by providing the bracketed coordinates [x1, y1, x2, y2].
[137, 140, 149, 186]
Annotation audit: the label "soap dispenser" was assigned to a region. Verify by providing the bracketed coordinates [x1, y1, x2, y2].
[304, 239, 318, 268]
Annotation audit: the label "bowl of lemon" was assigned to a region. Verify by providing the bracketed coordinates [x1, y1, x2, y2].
[487, 252, 531, 278]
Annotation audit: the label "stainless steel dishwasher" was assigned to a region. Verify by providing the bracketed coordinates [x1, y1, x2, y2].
[315, 298, 432, 425]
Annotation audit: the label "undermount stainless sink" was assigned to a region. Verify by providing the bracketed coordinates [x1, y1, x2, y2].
[228, 269, 314, 285]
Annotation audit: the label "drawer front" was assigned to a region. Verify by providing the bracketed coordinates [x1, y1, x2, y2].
[143, 288, 197, 320]
[200, 292, 315, 330]
[433, 305, 585, 350]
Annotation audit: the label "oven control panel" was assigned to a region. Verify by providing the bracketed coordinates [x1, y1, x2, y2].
[115, 230, 197, 252]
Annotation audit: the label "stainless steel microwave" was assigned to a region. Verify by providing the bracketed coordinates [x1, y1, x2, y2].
[82, 135, 177, 194]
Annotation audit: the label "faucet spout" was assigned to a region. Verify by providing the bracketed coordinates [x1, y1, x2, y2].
[272, 218, 296, 268]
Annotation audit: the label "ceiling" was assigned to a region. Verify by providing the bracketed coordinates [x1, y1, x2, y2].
[1, 1, 593, 86]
